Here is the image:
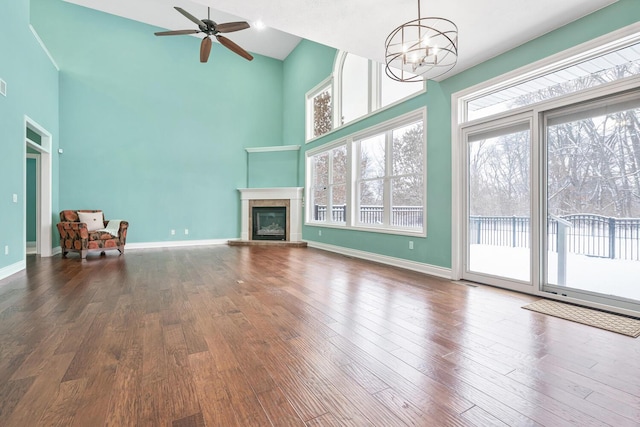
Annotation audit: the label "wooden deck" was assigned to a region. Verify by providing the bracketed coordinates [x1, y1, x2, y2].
[0, 245, 638, 426]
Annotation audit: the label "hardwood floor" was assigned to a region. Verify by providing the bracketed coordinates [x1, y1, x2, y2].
[0, 246, 639, 426]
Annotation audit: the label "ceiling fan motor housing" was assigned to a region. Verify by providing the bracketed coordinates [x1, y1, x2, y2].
[200, 19, 217, 35]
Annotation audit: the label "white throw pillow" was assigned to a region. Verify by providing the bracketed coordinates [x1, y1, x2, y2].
[78, 211, 104, 232]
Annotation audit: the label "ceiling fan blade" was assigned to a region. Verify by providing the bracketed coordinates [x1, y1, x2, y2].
[154, 29, 200, 36]
[200, 37, 213, 63]
[216, 21, 250, 33]
[174, 6, 206, 28]
[216, 35, 254, 61]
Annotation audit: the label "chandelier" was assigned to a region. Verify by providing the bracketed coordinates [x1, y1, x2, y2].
[384, 0, 458, 82]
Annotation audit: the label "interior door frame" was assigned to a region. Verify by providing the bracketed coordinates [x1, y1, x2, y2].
[24, 116, 52, 258]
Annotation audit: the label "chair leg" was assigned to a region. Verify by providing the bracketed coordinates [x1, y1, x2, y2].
[81, 250, 87, 259]
[118, 245, 124, 255]
[62, 250, 68, 258]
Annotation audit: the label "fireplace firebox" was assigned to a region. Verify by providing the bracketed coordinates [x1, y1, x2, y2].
[252, 206, 286, 240]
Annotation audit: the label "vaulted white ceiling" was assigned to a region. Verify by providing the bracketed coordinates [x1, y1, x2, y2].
[65, 0, 617, 77]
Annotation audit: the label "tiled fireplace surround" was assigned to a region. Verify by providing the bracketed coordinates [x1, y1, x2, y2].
[238, 187, 304, 243]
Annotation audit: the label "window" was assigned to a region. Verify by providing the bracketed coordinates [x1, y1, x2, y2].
[306, 77, 333, 140]
[452, 25, 640, 313]
[305, 52, 425, 142]
[462, 36, 640, 122]
[306, 108, 426, 235]
[356, 120, 425, 230]
[308, 144, 347, 224]
[336, 52, 424, 127]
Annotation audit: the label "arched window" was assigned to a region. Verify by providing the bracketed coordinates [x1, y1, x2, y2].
[334, 51, 424, 127]
[305, 51, 425, 142]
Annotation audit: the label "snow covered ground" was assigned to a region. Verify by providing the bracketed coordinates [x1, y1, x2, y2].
[469, 244, 640, 301]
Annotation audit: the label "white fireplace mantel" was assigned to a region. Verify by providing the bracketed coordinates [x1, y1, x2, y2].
[238, 187, 304, 242]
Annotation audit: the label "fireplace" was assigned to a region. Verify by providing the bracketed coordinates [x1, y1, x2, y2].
[252, 206, 286, 240]
[237, 187, 304, 243]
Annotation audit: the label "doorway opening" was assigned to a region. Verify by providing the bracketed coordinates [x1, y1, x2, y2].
[24, 117, 53, 257]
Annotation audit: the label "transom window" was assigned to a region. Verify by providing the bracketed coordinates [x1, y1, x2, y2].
[463, 36, 640, 122]
[306, 108, 426, 235]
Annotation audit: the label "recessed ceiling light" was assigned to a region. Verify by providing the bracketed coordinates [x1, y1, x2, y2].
[254, 20, 266, 30]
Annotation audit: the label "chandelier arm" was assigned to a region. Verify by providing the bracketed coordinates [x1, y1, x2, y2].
[384, 11, 458, 82]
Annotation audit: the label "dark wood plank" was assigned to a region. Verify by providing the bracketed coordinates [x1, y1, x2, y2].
[0, 247, 638, 426]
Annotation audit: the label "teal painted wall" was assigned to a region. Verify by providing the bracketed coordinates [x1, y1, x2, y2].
[284, 0, 640, 269]
[31, 0, 284, 243]
[0, 0, 59, 269]
[247, 149, 299, 188]
[26, 157, 37, 242]
[1, 0, 633, 270]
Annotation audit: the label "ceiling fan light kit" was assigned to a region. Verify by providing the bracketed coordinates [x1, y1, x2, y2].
[154, 6, 254, 63]
[385, 0, 458, 82]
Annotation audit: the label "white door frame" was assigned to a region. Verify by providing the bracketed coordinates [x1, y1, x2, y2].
[24, 116, 52, 257]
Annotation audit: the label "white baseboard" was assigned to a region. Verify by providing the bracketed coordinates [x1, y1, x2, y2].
[51, 246, 61, 256]
[126, 239, 232, 250]
[0, 260, 26, 281]
[306, 241, 453, 279]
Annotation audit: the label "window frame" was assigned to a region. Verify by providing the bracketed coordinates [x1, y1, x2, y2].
[451, 22, 640, 315]
[306, 140, 349, 226]
[305, 51, 426, 143]
[305, 76, 334, 141]
[305, 107, 427, 237]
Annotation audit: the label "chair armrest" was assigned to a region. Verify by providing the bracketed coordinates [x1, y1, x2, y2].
[117, 221, 129, 243]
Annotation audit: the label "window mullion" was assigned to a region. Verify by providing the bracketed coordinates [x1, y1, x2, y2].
[383, 130, 393, 227]
[346, 138, 354, 227]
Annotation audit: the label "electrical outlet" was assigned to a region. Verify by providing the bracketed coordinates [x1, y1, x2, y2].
[318, 230, 322, 236]
[4, 246, 8, 255]
[12, 194, 17, 203]
[409, 241, 414, 250]
[0, 78, 6, 97]
[171, 229, 175, 235]
[184, 229, 189, 235]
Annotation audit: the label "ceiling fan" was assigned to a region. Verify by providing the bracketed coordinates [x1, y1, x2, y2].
[154, 7, 254, 63]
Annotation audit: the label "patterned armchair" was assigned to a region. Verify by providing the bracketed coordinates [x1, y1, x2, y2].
[57, 210, 129, 259]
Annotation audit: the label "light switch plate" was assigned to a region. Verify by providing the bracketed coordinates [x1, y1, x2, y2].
[12, 194, 17, 203]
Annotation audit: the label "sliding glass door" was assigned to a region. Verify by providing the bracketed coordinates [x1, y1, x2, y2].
[543, 93, 640, 309]
[464, 118, 533, 289]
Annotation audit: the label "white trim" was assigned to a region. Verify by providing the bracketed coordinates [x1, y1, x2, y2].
[305, 107, 427, 237]
[51, 246, 61, 256]
[126, 239, 232, 250]
[238, 187, 304, 242]
[307, 241, 452, 279]
[24, 116, 53, 258]
[29, 25, 59, 71]
[0, 261, 26, 282]
[246, 145, 300, 153]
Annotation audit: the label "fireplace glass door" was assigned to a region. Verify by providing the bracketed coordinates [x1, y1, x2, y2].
[252, 207, 286, 241]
